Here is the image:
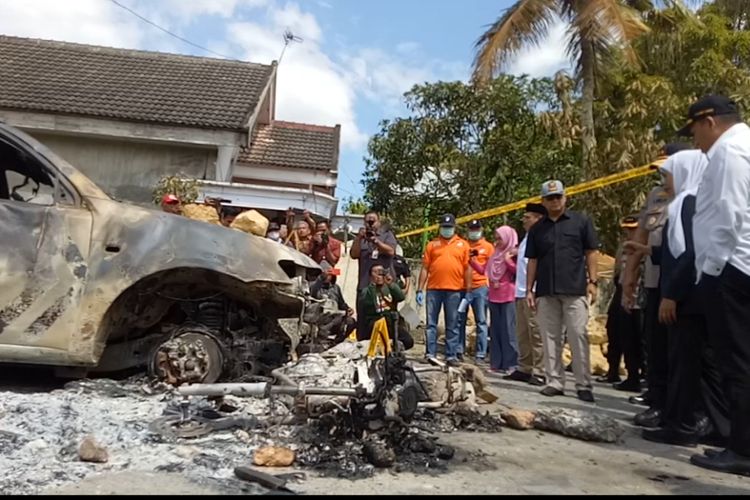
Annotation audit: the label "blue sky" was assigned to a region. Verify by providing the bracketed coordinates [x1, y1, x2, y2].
[1, 0, 571, 206]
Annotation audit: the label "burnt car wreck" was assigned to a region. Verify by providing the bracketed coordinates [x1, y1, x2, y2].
[0, 122, 329, 384]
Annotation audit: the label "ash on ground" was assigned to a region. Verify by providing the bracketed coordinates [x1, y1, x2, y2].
[0, 372, 500, 494]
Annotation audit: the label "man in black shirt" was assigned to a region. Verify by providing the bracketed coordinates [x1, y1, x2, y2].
[526, 180, 599, 403]
[350, 210, 398, 339]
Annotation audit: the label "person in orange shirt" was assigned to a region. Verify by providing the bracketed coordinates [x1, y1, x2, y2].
[417, 214, 472, 366]
[456, 219, 494, 363]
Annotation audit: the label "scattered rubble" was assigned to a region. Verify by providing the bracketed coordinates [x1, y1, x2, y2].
[501, 409, 536, 430]
[253, 446, 295, 467]
[533, 408, 625, 443]
[78, 435, 109, 463]
[0, 340, 505, 494]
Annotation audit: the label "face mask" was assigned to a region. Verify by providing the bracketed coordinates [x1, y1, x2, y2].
[440, 227, 455, 239]
[267, 231, 281, 241]
[468, 231, 482, 241]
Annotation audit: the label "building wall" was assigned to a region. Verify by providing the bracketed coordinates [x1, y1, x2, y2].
[30, 132, 216, 205]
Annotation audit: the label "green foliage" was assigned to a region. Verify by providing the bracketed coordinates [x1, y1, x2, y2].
[364, 1, 750, 258]
[152, 175, 200, 205]
[342, 196, 368, 215]
[363, 76, 579, 257]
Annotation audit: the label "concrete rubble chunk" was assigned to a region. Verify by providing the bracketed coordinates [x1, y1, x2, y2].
[78, 435, 109, 463]
[501, 409, 536, 430]
[533, 408, 625, 443]
[253, 446, 295, 467]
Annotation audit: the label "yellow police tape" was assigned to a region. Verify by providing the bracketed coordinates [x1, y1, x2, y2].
[397, 158, 666, 239]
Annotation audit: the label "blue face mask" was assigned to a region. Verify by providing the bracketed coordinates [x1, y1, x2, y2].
[468, 231, 482, 241]
[440, 227, 455, 239]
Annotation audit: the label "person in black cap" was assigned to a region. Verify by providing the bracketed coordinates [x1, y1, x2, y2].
[679, 95, 750, 475]
[458, 219, 493, 363]
[504, 203, 547, 385]
[417, 214, 472, 366]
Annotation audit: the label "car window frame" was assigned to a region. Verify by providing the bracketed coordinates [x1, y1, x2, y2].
[0, 134, 81, 208]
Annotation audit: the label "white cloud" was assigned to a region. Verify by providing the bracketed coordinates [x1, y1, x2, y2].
[0, 0, 143, 47]
[227, 17, 367, 149]
[0, 0, 467, 153]
[507, 20, 571, 78]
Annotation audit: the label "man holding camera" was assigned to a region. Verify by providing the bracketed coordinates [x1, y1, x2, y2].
[310, 218, 342, 266]
[350, 210, 398, 338]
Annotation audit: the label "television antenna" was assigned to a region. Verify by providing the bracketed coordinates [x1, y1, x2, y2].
[279, 29, 303, 63]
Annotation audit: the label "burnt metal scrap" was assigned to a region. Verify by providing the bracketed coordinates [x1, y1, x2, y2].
[164, 335, 499, 475]
[1, 122, 334, 384]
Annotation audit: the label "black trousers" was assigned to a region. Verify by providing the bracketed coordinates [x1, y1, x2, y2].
[606, 285, 643, 381]
[664, 310, 729, 437]
[644, 287, 668, 409]
[605, 286, 623, 378]
[702, 265, 750, 457]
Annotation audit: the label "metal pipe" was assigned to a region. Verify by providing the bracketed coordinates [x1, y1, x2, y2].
[178, 383, 360, 398]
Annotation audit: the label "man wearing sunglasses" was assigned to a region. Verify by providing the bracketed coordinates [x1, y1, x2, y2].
[525, 180, 599, 403]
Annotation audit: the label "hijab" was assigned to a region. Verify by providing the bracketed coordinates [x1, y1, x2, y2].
[488, 225, 519, 284]
[660, 149, 708, 258]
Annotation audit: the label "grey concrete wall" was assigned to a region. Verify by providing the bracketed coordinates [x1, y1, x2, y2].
[31, 132, 216, 205]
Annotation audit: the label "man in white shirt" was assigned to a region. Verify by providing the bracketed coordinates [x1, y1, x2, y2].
[680, 95, 750, 475]
[504, 203, 546, 386]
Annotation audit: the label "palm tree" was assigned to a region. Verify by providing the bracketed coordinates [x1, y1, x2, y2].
[472, 1, 648, 176]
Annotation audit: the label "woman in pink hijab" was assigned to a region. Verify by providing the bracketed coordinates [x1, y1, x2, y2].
[471, 225, 520, 373]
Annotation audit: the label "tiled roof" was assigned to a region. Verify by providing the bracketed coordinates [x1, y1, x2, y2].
[0, 35, 274, 130]
[238, 121, 340, 172]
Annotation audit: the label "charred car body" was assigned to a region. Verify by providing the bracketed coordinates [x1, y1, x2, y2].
[0, 122, 325, 384]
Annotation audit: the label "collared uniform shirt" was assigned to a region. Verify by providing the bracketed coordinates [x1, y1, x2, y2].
[422, 236, 470, 291]
[693, 123, 750, 280]
[469, 238, 494, 289]
[637, 187, 670, 289]
[525, 210, 599, 297]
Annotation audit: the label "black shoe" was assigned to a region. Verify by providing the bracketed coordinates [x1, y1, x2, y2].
[690, 449, 750, 477]
[642, 428, 699, 447]
[540, 386, 564, 397]
[704, 448, 723, 458]
[446, 358, 461, 368]
[528, 375, 546, 387]
[565, 363, 573, 373]
[613, 379, 642, 393]
[629, 391, 651, 407]
[596, 374, 621, 383]
[503, 370, 531, 382]
[457, 353, 465, 362]
[577, 390, 595, 403]
[634, 408, 662, 428]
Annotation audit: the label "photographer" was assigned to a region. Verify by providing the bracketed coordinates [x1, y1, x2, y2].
[310, 218, 342, 266]
[351, 210, 398, 338]
[350, 210, 398, 289]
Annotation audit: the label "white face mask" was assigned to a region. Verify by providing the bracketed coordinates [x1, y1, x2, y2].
[468, 230, 482, 241]
[440, 227, 455, 239]
[267, 231, 281, 241]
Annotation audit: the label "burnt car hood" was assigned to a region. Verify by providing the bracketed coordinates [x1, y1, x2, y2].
[86, 197, 320, 288]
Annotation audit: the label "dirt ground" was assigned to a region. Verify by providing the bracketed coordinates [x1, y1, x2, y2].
[30, 369, 749, 496]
